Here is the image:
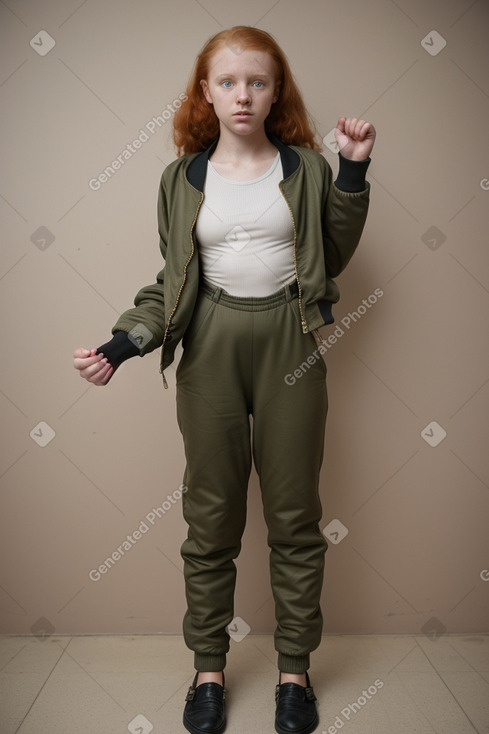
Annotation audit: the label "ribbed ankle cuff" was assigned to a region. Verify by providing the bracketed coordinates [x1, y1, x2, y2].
[194, 653, 227, 672]
[278, 652, 310, 674]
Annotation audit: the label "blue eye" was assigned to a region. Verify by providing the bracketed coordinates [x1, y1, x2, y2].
[221, 80, 233, 88]
[253, 81, 265, 88]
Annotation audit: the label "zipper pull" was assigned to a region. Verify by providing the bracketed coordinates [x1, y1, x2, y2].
[160, 368, 168, 389]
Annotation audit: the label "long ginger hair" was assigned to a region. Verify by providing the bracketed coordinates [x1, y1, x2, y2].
[173, 26, 322, 156]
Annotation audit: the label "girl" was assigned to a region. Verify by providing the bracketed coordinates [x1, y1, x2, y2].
[73, 25, 375, 734]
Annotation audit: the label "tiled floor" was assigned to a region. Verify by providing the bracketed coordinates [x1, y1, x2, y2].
[0, 634, 488, 733]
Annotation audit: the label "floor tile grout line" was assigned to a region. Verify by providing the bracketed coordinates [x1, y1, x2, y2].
[447, 640, 489, 685]
[0, 630, 486, 731]
[413, 637, 481, 732]
[383, 659, 439, 733]
[251, 640, 277, 670]
[155, 673, 194, 713]
[13, 637, 73, 734]
[50, 638, 128, 713]
[384, 639, 418, 675]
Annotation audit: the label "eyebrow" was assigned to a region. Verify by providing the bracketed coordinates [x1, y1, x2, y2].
[214, 72, 271, 80]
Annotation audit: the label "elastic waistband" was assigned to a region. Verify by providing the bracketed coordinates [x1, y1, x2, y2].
[200, 280, 298, 311]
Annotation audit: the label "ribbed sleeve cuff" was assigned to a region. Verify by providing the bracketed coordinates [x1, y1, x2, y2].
[96, 330, 140, 370]
[334, 153, 371, 193]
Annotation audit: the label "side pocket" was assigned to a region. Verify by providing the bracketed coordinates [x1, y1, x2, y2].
[311, 329, 328, 375]
[181, 294, 214, 350]
[287, 298, 303, 328]
[288, 301, 327, 375]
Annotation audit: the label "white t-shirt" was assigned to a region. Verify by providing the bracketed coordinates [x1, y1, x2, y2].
[195, 152, 296, 297]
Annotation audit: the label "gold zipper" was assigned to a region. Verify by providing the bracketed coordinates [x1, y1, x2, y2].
[279, 181, 307, 333]
[159, 191, 205, 388]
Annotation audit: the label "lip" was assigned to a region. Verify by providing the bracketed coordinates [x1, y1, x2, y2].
[233, 111, 253, 117]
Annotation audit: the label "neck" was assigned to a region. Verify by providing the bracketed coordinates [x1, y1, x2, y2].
[211, 126, 275, 162]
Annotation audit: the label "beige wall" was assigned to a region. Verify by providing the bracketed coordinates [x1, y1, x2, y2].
[1, 0, 488, 640]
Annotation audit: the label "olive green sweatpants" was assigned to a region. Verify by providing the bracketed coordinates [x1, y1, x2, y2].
[175, 281, 328, 675]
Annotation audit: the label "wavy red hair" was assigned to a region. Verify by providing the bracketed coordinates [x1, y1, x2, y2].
[173, 26, 322, 156]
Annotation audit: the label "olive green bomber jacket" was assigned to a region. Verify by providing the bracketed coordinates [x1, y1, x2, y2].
[98, 133, 371, 386]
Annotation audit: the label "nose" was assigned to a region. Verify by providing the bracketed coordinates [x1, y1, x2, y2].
[236, 83, 251, 103]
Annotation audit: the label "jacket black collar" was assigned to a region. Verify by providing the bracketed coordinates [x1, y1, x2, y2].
[186, 131, 301, 192]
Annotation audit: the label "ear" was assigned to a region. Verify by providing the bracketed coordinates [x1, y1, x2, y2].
[200, 79, 213, 105]
[272, 82, 281, 104]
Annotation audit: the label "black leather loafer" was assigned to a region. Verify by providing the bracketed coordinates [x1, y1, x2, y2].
[183, 672, 226, 734]
[275, 672, 319, 734]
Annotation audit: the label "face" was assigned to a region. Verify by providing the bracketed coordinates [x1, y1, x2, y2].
[200, 46, 280, 138]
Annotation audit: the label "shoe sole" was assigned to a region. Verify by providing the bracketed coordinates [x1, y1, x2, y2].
[183, 712, 226, 734]
[275, 714, 319, 734]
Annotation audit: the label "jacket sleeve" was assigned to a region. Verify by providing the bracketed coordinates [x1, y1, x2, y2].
[321, 153, 371, 278]
[96, 173, 170, 368]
